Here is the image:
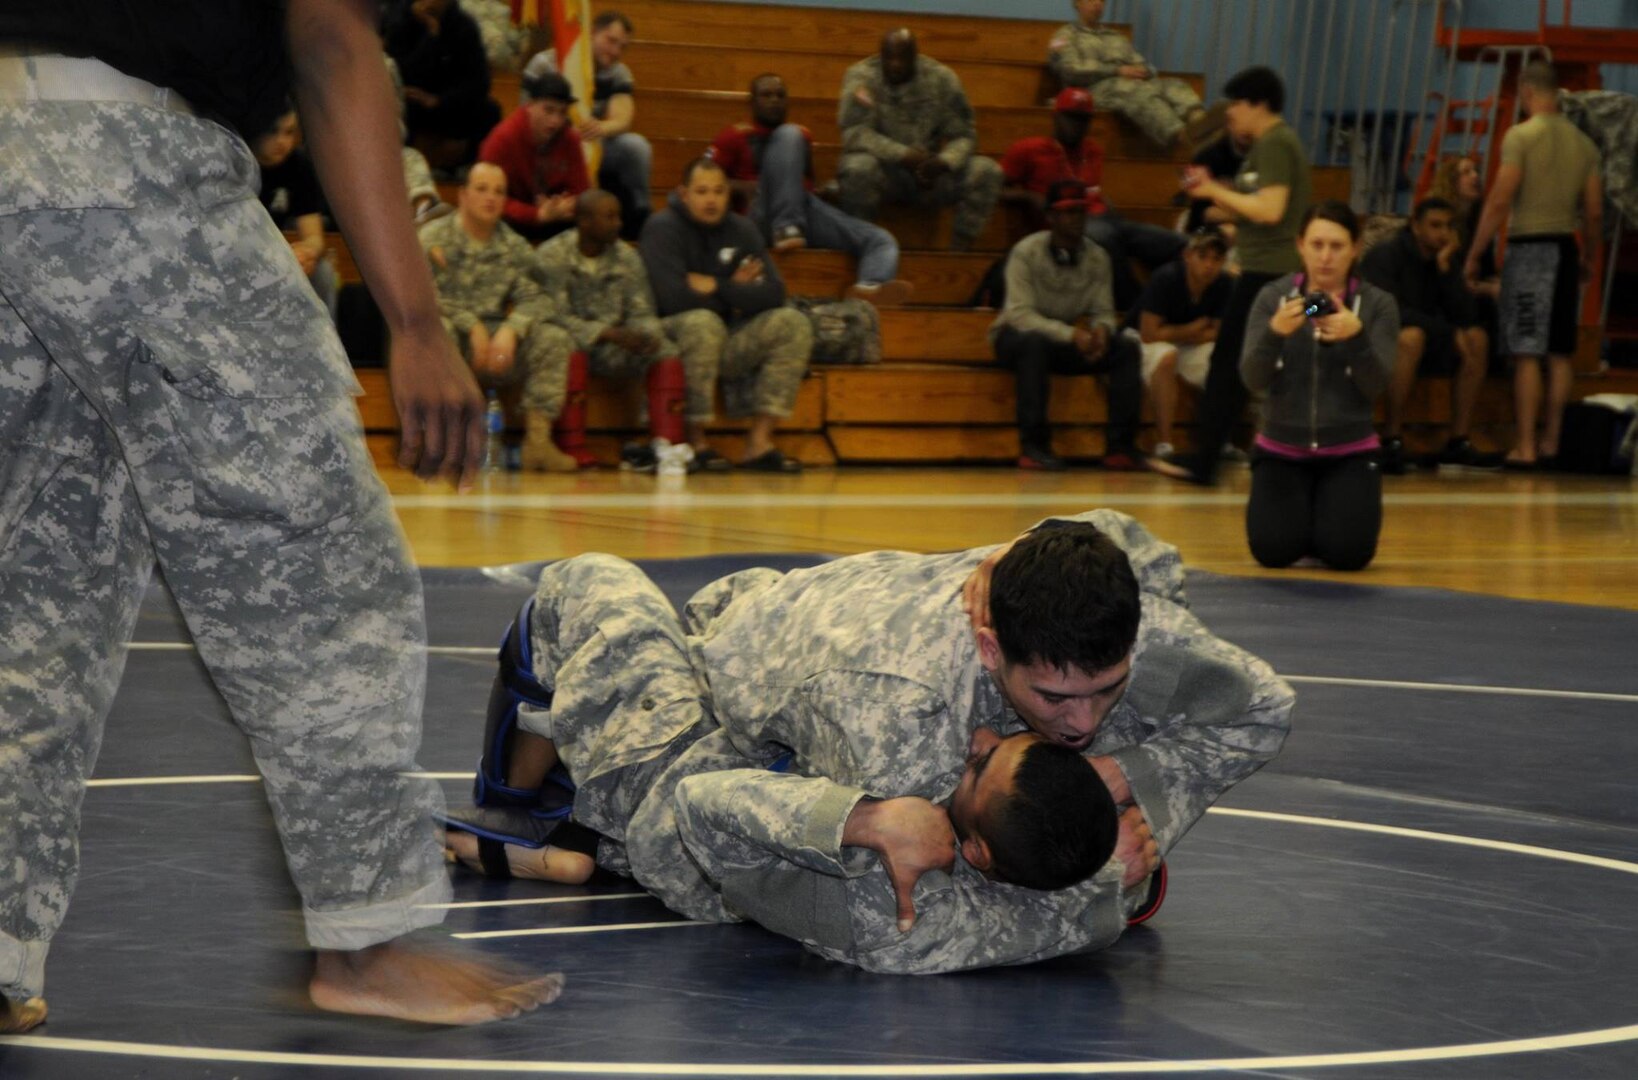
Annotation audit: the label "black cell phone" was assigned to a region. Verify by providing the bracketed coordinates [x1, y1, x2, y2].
[1302, 291, 1336, 319]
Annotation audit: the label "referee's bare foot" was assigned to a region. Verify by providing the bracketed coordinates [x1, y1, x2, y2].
[310, 938, 562, 1025]
[0, 993, 47, 1033]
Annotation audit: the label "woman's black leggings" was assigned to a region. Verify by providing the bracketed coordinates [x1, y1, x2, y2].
[1245, 451, 1383, 571]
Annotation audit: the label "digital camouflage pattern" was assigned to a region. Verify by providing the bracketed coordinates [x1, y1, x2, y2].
[1047, 23, 1203, 147]
[1562, 90, 1637, 225]
[655, 307, 814, 420]
[419, 211, 571, 412]
[0, 100, 448, 998]
[836, 54, 1002, 248]
[509, 553, 741, 921]
[497, 511, 1291, 974]
[786, 295, 882, 365]
[534, 229, 719, 422]
[674, 509, 1291, 971]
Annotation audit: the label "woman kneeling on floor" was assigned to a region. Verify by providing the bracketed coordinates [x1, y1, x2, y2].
[1241, 200, 1398, 571]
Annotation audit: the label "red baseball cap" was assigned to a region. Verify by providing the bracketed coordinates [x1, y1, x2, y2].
[1053, 87, 1095, 115]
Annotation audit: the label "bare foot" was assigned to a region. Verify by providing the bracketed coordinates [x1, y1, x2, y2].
[0, 994, 47, 1034]
[310, 938, 562, 1025]
[445, 831, 594, 883]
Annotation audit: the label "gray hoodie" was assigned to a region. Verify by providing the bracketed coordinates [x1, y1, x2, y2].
[1240, 274, 1399, 450]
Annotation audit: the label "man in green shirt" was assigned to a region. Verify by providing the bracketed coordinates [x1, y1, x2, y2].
[1172, 66, 1311, 485]
[1465, 61, 1602, 469]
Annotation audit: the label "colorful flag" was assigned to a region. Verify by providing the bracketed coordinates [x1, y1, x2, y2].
[549, 0, 602, 174]
[512, 1, 541, 26]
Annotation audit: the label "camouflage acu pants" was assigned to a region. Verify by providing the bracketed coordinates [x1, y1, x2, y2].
[447, 318, 574, 415]
[533, 322, 720, 426]
[835, 153, 1004, 248]
[513, 554, 750, 922]
[661, 308, 813, 420]
[1089, 76, 1202, 147]
[0, 99, 448, 997]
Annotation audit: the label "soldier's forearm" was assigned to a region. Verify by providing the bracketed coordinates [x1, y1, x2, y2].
[287, 0, 440, 336]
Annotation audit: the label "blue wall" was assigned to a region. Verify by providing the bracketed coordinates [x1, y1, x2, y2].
[714, 0, 1638, 123]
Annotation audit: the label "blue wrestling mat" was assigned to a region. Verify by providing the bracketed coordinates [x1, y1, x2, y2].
[3, 557, 1636, 1079]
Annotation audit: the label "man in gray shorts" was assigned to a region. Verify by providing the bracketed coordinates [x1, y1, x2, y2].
[1465, 60, 1602, 469]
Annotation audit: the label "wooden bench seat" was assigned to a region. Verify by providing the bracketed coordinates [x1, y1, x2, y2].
[614, 0, 1083, 65]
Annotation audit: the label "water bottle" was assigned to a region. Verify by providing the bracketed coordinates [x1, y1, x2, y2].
[484, 391, 505, 473]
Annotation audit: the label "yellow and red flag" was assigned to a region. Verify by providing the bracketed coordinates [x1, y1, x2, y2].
[548, 0, 601, 173]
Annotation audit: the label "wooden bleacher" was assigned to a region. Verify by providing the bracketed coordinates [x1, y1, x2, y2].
[357, 0, 1533, 465]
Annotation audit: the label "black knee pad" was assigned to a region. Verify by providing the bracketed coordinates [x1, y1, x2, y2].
[473, 597, 575, 818]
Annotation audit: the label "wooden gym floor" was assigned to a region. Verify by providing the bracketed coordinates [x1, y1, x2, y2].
[373, 450, 1638, 610]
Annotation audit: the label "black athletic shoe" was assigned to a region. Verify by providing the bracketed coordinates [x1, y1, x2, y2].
[1018, 444, 1066, 471]
[1437, 437, 1503, 471]
[1380, 435, 1409, 475]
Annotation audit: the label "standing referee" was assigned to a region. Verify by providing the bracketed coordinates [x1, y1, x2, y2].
[0, 0, 558, 1031]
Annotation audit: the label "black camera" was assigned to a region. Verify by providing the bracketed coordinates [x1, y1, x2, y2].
[1302, 291, 1337, 319]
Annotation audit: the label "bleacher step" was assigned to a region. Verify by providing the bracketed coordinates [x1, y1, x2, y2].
[614, 0, 1090, 65]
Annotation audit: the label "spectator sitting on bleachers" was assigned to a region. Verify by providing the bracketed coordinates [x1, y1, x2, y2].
[536, 191, 709, 471]
[478, 70, 590, 244]
[1130, 228, 1233, 461]
[639, 158, 814, 473]
[386, 58, 453, 225]
[467, 0, 527, 70]
[989, 180, 1180, 475]
[383, 0, 501, 168]
[420, 163, 579, 472]
[524, 10, 650, 240]
[252, 105, 339, 321]
[1047, 0, 1222, 151]
[1000, 87, 1185, 310]
[835, 29, 1003, 253]
[1360, 199, 1497, 472]
[1430, 155, 1501, 364]
[708, 74, 912, 307]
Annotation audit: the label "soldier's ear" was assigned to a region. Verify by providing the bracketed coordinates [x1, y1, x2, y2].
[975, 627, 1003, 674]
[961, 833, 994, 875]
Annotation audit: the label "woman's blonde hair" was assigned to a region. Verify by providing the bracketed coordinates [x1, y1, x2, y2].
[1428, 155, 1476, 208]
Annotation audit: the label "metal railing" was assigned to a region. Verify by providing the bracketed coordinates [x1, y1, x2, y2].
[1103, 0, 1463, 213]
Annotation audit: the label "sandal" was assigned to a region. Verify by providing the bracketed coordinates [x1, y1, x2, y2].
[740, 449, 802, 473]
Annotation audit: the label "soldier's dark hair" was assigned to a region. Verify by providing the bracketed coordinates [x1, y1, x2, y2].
[593, 10, 634, 34]
[1412, 197, 1455, 221]
[749, 73, 784, 93]
[1222, 65, 1285, 113]
[988, 523, 1140, 676]
[680, 156, 728, 186]
[983, 742, 1118, 890]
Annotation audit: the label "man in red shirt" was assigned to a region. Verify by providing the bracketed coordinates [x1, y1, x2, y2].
[477, 71, 589, 244]
[709, 74, 910, 305]
[1000, 88, 1184, 308]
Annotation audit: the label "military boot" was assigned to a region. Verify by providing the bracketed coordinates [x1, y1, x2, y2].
[520, 410, 580, 472]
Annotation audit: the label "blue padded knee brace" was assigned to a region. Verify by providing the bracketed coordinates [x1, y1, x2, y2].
[473, 597, 576, 819]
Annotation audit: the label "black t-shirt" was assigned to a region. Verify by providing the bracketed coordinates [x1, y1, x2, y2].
[1132, 261, 1233, 331]
[258, 150, 325, 230]
[0, 0, 289, 139]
